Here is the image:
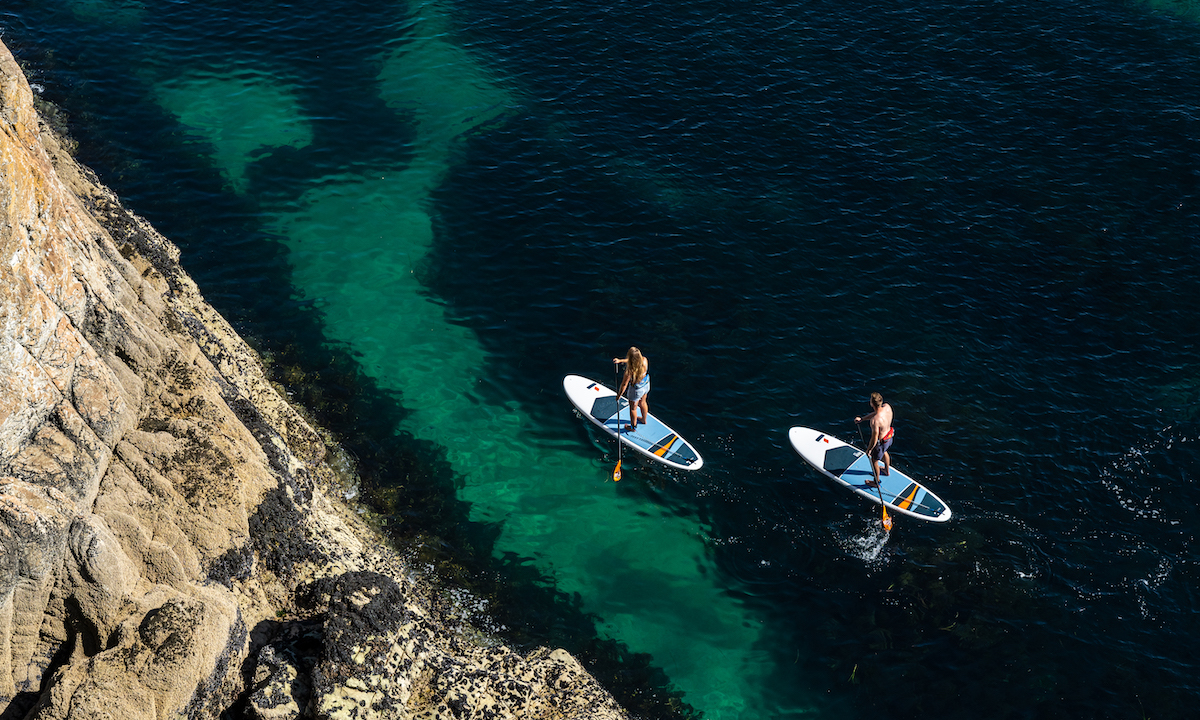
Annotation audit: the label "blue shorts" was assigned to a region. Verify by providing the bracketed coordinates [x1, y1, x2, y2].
[870, 435, 893, 463]
[625, 374, 650, 403]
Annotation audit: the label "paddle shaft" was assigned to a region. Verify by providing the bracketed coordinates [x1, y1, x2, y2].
[857, 420, 893, 530]
[613, 364, 622, 480]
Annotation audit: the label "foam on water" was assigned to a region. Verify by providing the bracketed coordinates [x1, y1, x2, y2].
[153, 3, 787, 717]
[835, 518, 892, 565]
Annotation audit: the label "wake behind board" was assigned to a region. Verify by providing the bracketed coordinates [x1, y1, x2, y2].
[564, 375, 703, 471]
[788, 426, 951, 522]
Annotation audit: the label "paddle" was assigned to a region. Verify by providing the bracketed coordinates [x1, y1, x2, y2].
[857, 421, 893, 532]
[613, 363, 623, 482]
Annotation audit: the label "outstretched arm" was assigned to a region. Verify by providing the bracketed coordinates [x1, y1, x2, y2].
[613, 358, 630, 395]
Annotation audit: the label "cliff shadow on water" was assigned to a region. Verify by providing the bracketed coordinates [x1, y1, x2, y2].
[2, 21, 700, 720]
[8, 0, 1200, 719]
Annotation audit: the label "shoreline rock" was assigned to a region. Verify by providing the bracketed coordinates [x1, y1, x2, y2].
[0, 38, 627, 720]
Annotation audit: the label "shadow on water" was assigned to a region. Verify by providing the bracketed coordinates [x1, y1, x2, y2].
[1, 10, 700, 720]
[8, 0, 1200, 717]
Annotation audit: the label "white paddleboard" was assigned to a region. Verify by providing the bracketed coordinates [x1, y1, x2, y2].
[564, 375, 703, 471]
[789, 426, 951, 522]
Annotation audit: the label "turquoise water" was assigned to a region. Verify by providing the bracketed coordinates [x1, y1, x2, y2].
[147, 3, 780, 715]
[7, 0, 1200, 717]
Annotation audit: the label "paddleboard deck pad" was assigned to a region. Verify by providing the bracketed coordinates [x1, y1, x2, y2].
[564, 375, 703, 471]
[788, 426, 951, 522]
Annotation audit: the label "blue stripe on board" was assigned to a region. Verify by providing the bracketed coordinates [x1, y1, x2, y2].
[842, 454, 943, 518]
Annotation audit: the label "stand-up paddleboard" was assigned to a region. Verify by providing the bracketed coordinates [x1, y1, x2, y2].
[789, 426, 951, 522]
[564, 375, 703, 471]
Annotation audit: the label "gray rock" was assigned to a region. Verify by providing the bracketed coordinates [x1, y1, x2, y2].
[248, 644, 306, 720]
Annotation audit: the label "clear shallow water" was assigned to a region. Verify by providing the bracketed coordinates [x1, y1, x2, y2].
[5, 0, 1200, 718]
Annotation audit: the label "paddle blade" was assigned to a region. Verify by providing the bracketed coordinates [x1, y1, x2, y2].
[881, 506, 893, 533]
[613, 460, 622, 482]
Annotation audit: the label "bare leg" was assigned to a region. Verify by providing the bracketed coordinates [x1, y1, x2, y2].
[882, 450, 891, 476]
[868, 448, 881, 487]
[637, 397, 649, 425]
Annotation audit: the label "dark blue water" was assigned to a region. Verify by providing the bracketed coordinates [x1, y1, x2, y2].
[5, 0, 1200, 717]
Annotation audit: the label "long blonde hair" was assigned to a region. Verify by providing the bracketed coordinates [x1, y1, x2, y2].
[624, 347, 647, 383]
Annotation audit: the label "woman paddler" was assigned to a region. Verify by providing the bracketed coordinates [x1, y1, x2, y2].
[612, 347, 650, 432]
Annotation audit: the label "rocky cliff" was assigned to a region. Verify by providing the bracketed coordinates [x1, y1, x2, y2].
[0, 40, 627, 720]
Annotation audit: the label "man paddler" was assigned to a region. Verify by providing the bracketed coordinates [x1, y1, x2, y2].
[855, 392, 894, 488]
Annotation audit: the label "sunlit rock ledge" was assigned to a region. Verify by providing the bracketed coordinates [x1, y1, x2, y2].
[0, 39, 626, 720]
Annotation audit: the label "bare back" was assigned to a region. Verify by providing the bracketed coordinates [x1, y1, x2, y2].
[615, 351, 649, 397]
[870, 403, 893, 444]
[633, 357, 649, 384]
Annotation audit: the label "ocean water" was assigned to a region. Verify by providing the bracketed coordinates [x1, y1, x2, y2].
[4, 0, 1200, 718]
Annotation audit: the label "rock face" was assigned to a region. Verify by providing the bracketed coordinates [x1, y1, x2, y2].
[0, 40, 627, 720]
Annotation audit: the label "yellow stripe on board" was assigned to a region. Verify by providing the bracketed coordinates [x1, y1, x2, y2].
[896, 484, 920, 510]
[654, 434, 679, 457]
